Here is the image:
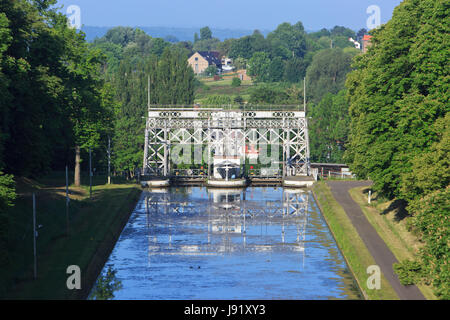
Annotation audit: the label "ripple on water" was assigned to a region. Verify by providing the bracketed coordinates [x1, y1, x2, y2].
[91, 187, 363, 300]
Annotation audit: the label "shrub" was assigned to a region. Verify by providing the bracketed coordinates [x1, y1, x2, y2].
[231, 77, 241, 87]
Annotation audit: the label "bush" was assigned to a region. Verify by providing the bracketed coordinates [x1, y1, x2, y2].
[231, 77, 241, 87]
[0, 172, 15, 266]
[402, 187, 450, 299]
[203, 94, 232, 106]
[394, 260, 423, 286]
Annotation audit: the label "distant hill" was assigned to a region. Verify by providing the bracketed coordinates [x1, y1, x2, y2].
[81, 26, 271, 43]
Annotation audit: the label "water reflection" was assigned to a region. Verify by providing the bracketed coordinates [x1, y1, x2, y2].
[89, 266, 123, 300]
[93, 187, 362, 300]
[144, 188, 309, 258]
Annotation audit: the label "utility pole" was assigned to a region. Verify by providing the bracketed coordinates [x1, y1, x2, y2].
[65, 166, 69, 235]
[304, 77, 311, 176]
[90, 147, 93, 197]
[107, 136, 111, 185]
[32, 193, 37, 279]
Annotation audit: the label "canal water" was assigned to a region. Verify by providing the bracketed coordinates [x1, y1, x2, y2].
[90, 187, 362, 300]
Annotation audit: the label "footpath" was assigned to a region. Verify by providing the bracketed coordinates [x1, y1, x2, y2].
[327, 181, 425, 300]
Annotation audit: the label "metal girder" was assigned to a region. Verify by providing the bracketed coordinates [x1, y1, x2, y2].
[143, 108, 310, 177]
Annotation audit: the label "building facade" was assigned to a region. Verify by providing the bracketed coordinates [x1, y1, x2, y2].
[188, 51, 222, 74]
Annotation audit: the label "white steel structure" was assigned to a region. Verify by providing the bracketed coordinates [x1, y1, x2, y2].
[143, 106, 311, 179]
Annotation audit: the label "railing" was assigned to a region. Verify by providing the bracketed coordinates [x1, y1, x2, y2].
[319, 170, 356, 180]
[171, 169, 208, 178]
[146, 104, 306, 112]
[248, 168, 282, 178]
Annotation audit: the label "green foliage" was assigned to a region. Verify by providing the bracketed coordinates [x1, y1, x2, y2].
[231, 77, 241, 87]
[306, 48, 357, 103]
[203, 65, 218, 76]
[309, 90, 349, 163]
[344, 0, 449, 299]
[247, 52, 270, 82]
[90, 266, 123, 300]
[192, 26, 220, 52]
[111, 48, 195, 175]
[0, 171, 15, 266]
[344, 0, 449, 199]
[203, 95, 232, 106]
[200, 26, 212, 40]
[267, 22, 307, 59]
[401, 113, 450, 201]
[0, 0, 114, 176]
[393, 260, 423, 285]
[247, 83, 302, 105]
[234, 95, 244, 104]
[404, 187, 450, 299]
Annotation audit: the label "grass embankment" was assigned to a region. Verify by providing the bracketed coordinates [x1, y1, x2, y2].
[348, 186, 437, 300]
[312, 181, 398, 300]
[0, 173, 141, 299]
[195, 77, 253, 105]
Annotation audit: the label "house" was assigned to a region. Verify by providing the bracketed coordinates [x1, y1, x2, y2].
[348, 37, 361, 50]
[188, 51, 222, 74]
[362, 35, 373, 53]
[221, 57, 234, 72]
[236, 69, 251, 81]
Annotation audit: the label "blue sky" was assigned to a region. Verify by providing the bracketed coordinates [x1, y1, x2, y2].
[56, 0, 403, 31]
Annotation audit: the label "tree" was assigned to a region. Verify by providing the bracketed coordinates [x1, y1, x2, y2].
[267, 22, 307, 59]
[283, 57, 308, 83]
[344, 0, 448, 199]
[0, 171, 15, 266]
[231, 77, 241, 87]
[306, 48, 358, 103]
[90, 267, 123, 300]
[344, 0, 449, 298]
[309, 90, 349, 163]
[330, 26, 356, 38]
[247, 52, 271, 82]
[200, 26, 212, 40]
[111, 49, 195, 176]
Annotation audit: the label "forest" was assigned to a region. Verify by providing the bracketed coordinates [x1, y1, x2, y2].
[0, 0, 448, 299]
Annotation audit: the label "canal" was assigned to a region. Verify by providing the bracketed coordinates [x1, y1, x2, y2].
[89, 186, 362, 300]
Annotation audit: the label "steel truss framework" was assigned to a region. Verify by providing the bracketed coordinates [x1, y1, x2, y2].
[143, 108, 311, 178]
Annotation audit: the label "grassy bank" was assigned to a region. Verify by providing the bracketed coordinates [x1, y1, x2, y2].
[195, 76, 253, 104]
[348, 186, 437, 300]
[312, 181, 398, 300]
[0, 173, 141, 299]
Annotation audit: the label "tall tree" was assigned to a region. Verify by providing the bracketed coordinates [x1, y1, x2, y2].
[306, 47, 358, 103]
[200, 26, 212, 40]
[309, 90, 349, 163]
[344, 0, 449, 298]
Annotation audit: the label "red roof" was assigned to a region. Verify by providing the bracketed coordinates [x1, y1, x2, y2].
[363, 35, 373, 41]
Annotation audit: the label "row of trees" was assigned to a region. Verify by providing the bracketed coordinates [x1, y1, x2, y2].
[0, 1, 196, 265]
[111, 50, 195, 177]
[0, 0, 115, 182]
[344, 0, 449, 299]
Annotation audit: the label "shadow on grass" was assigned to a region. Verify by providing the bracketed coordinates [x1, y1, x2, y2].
[381, 199, 410, 222]
[360, 188, 410, 222]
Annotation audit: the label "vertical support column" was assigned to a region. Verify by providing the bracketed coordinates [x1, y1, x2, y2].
[304, 117, 311, 176]
[163, 123, 168, 177]
[207, 116, 211, 179]
[143, 118, 149, 175]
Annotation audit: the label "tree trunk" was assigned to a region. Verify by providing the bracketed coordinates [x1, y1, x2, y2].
[74, 145, 81, 187]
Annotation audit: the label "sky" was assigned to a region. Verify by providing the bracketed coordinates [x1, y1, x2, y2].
[56, 0, 403, 31]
